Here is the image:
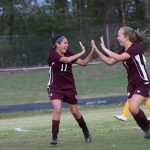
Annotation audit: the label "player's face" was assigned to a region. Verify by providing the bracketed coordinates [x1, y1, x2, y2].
[57, 38, 69, 54]
[117, 29, 128, 47]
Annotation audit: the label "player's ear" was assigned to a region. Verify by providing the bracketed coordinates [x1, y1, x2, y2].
[56, 42, 60, 47]
[124, 35, 129, 41]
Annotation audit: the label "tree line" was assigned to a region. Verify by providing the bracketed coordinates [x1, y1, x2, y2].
[0, 0, 149, 35]
[0, 0, 150, 68]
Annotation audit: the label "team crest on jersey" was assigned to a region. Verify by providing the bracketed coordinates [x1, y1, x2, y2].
[136, 90, 141, 93]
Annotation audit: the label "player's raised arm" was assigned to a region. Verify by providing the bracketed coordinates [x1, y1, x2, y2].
[60, 41, 85, 63]
[100, 36, 130, 61]
[76, 40, 94, 66]
[92, 40, 117, 65]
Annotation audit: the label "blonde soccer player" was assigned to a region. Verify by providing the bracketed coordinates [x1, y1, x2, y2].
[92, 26, 150, 139]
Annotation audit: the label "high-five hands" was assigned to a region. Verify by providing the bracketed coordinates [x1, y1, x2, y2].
[91, 40, 95, 50]
[100, 36, 106, 51]
[91, 40, 99, 53]
[79, 41, 86, 54]
[79, 38, 106, 55]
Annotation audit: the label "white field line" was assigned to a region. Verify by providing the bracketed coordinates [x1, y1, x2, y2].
[14, 128, 28, 132]
[12, 125, 140, 133]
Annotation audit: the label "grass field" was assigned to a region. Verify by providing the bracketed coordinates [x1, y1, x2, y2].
[0, 105, 150, 150]
[0, 62, 128, 105]
[1, 60, 150, 106]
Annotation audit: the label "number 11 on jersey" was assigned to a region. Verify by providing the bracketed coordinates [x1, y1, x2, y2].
[61, 64, 67, 71]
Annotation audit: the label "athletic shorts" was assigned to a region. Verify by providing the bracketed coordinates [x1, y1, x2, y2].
[127, 81, 150, 99]
[47, 87, 77, 105]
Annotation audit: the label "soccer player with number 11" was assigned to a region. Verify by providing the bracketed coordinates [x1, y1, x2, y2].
[47, 34, 94, 145]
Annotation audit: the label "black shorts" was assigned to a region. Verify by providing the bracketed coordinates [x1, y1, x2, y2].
[47, 87, 77, 105]
[127, 81, 150, 98]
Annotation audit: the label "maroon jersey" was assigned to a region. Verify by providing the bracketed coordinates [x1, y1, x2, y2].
[47, 49, 76, 90]
[118, 43, 150, 86]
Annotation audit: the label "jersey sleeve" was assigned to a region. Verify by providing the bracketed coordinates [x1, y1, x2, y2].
[117, 48, 124, 54]
[48, 51, 62, 62]
[125, 44, 141, 57]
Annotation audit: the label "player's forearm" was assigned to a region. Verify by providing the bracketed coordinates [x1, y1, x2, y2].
[94, 48, 111, 64]
[69, 51, 85, 62]
[103, 48, 121, 61]
[82, 50, 94, 65]
[60, 51, 85, 63]
[98, 54, 113, 65]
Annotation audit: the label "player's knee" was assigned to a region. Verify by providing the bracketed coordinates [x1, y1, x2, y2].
[129, 105, 138, 114]
[71, 110, 80, 119]
[53, 108, 62, 115]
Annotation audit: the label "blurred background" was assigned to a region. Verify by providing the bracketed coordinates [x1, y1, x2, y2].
[0, 0, 150, 112]
[0, 0, 150, 68]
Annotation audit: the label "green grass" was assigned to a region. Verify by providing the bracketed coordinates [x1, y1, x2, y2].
[0, 61, 150, 105]
[76, 63, 127, 98]
[0, 105, 150, 150]
[0, 71, 48, 105]
[0, 63, 128, 105]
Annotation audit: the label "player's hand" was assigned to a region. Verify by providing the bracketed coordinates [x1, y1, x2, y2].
[100, 36, 106, 51]
[91, 40, 95, 52]
[91, 40, 99, 52]
[79, 41, 86, 54]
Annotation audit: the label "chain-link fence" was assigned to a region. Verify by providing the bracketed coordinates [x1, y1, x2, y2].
[1, 63, 126, 107]
[1, 59, 150, 113]
[0, 23, 150, 113]
[0, 60, 149, 113]
[0, 24, 150, 68]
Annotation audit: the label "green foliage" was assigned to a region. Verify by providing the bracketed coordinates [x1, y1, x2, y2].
[0, 0, 150, 67]
[126, 0, 145, 23]
[0, 35, 50, 67]
[0, 0, 149, 36]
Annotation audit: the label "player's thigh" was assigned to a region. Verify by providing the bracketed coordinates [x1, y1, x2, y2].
[128, 94, 145, 111]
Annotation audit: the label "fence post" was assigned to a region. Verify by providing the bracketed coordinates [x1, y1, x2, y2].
[105, 24, 110, 49]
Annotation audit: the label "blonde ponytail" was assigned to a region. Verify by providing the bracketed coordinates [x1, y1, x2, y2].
[120, 26, 150, 43]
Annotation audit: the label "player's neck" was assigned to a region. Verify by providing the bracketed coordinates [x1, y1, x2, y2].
[56, 48, 64, 56]
[124, 41, 133, 51]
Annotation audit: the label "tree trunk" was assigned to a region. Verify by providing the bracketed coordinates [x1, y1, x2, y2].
[142, 0, 150, 21]
[54, 0, 68, 16]
[120, 0, 126, 26]
[9, 0, 15, 36]
[76, 0, 86, 40]
[0, 12, 4, 35]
